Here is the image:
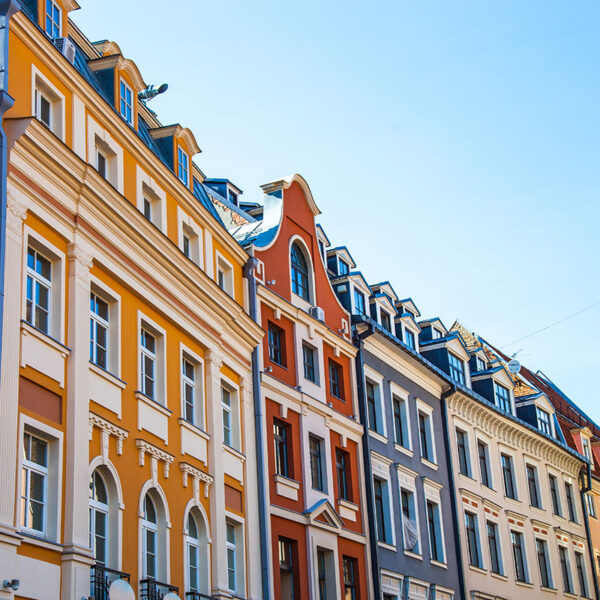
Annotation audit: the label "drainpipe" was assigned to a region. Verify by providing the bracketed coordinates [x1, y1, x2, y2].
[579, 462, 599, 600]
[352, 324, 381, 600]
[0, 0, 19, 395]
[440, 385, 467, 600]
[243, 256, 271, 600]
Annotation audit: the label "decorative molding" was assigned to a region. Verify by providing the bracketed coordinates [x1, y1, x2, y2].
[67, 243, 93, 279]
[180, 462, 213, 499]
[6, 192, 27, 233]
[89, 413, 128, 455]
[135, 439, 173, 479]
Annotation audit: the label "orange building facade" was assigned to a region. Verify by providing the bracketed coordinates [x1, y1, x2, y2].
[0, 2, 264, 600]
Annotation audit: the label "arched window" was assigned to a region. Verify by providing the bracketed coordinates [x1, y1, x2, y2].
[142, 494, 158, 579]
[89, 471, 109, 566]
[186, 512, 200, 592]
[291, 242, 310, 301]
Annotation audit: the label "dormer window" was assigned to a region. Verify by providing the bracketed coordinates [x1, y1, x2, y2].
[476, 357, 486, 372]
[536, 408, 552, 436]
[338, 259, 349, 275]
[432, 328, 443, 340]
[290, 243, 310, 301]
[448, 353, 465, 385]
[380, 311, 391, 332]
[45, 0, 61, 39]
[494, 383, 511, 413]
[177, 147, 189, 186]
[582, 438, 592, 463]
[318, 240, 325, 260]
[404, 329, 416, 351]
[119, 80, 133, 125]
[229, 190, 238, 205]
[353, 289, 366, 316]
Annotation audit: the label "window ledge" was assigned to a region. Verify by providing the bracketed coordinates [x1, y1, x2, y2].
[504, 495, 521, 505]
[135, 391, 172, 416]
[490, 572, 507, 582]
[274, 474, 300, 490]
[19, 530, 62, 551]
[377, 541, 397, 552]
[392, 443, 412, 457]
[178, 418, 210, 440]
[21, 321, 70, 356]
[369, 430, 387, 444]
[430, 559, 447, 569]
[224, 443, 246, 462]
[404, 550, 423, 561]
[337, 498, 359, 522]
[90, 362, 126, 389]
[515, 581, 533, 589]
[458, 472, 476, 482]
[540, 587, 558, 594]
[530, 504, 545, 514]
[468, 565, 487, 575]
[421, 458, 438, 471]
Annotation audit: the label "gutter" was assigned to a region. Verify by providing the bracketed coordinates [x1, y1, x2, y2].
[579, 463, 599, 600]
[243, 256, 271, 600]
[0, 0, 20, 397]
[441, 384, 467, 600]
[352, 323, 382, 600]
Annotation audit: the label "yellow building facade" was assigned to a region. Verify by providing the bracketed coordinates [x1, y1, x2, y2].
[0, 2, 264, 599]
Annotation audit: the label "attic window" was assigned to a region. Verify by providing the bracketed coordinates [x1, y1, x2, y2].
[476, 357, 486, 372]
[432, 328, 443, 340]
[178, 147, 189, 186]
[380, 311, 391, 332]
[338, 259, 349, 275]
[536, 408, 552, 436]
[45, 0, 61, 39]
[290, 242, 310, 301]
[582, 437, 592, 462]
[119, 80, 133, 125]
[229, 190, 238, 205]
[494, 384, 511, 413]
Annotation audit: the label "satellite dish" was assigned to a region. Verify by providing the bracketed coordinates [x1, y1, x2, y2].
[507, 359, 521, 374]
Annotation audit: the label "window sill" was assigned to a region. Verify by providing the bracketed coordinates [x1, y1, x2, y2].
[540, 587, 558, 594]
[90, 362, 126, 389]
[490, 572, 507, 582]
[394, 444, 413, 458]
[377, 541, 397, 552]
[274, 474, 300, 501]
[515, 581, 533, 589]
[369, 430, 388, 444]
[404, 550, 423, 561]
[468, 565, 487, 575]
[430, 559, 447, 569]
[337, 498, 359, 522]
[503, 495, 521, 505]
[421, 457, 438, 471]
[178, 418, 210, 440]
[21, 320, 70, 356]
[458, 472, 476, 482]
[135, 391, 172, 416]
[224, 443, 246, 462]
[19, 530, 62, 551]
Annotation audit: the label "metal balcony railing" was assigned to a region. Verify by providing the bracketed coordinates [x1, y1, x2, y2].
[140, 578, 179, 600]
[185, 593, 215, 600]
[90, 564, 130, 600]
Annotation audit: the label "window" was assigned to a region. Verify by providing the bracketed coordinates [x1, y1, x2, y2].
[487, 521, 502, 575]
[575, 551, 589, 598]
[222, 387, 233, 447]
[427, 501, 444, 562]
[329, 360, 343, 399]
[142, 494, 158, 579]
[268, 323, 284, 366]
[182, 357, 201, 426]
[401, 488, 420, 554]
[586, 493, 597, 518]
[374, 477, 390, 544]
[290, 242, 310, 301]
[35, 89, 52, 128]
[317, 549, 328, 600]
[143, 196, 152, 222]
[279, 538, 295, 600]
[343, 556, 357, 600]
[353, 289, 366, 316]
[495, 383, 511, 413]
[339, 259, 349, 275]
[448, 353, 465, 385]
[559, 545, 574, 594]
[432, 328, 443, 340]
[456, 429, 471, 477]
[26, 246, 51, 334]
[511, 531, 527, 583]
[90, 292, 109, 370]
[226, 521, 238, 592]
[582, 438, 592, 462]
[536, 538, 552, 589]
[565, 482, 577, 522]
[381, 311, 391, 332]
[140, 328, 156, 400]
[478, 441, 491, 488]
[465, 512, 481, 568]
[45, 0, 61, 38]
[549, 474, 562, 516]
[216, 255, 234, 297]
[526, 465, 541, 508]
[303, 344, 317, 383]
[186, 513, 201, 592]
[89, 471, 109, 566]
[501, 453, 516, 499]
[336, 449, 351, 502]
[119, 80, 133, 125]
[418, 410, 434, 463]
[182, 233, 191, 258]
[536, 408, 552, 436]
[21, 433, 48, 534]
[309, 435, 324, 491]
[274, 420, 289, 478]
[366, 381, 377, 432]
[178, 147, 189, 186]
[393, 397, 409, 449]
[476, 356, 486, 371]
[404, 329, 416, 350]
[96, 147, 108, 179]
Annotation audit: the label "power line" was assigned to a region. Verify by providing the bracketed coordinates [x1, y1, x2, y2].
[500, 300, 600, 349]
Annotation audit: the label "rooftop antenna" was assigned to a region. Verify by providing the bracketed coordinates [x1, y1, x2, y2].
[507, 350, 522, 375]
[138, 83, 168, 101]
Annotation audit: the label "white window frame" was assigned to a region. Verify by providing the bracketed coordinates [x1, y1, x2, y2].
[215, 252, 234, 297]
[45, 0, 61, 38]
[89, 470, 110, 566]
[21, 431, 48, 535]
[87, 116, 124, 193]
[221, 376, 241, 451]
[177, 207, 204, 268]
[178, 146, 190, 186]
[141, 497, 158, 579]
[390, 382, 412, 454]
[423, 484, 446, 565]
[416, 399, 437, 466]
[137, 312, 166, 405]
[31, 66, 65, 141]
[22, 228, 65, 343]
[90, 276, 121, 377]
[136, 165, 167, 233]
[586, 493, 597, 519]
[17, 415, 63, 542]
[119, 78, 134, 125]
[397, 466, 422, 556]
[180, 343, 205, 430]
[225, 514, 245, 596]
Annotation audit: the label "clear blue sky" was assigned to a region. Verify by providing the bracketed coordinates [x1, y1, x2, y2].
[74, 1, 600, 419]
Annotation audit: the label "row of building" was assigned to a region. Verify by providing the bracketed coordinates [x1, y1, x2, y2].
[0, 2, 598, 600]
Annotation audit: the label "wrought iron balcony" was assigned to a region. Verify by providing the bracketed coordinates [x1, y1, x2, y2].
[90, 564, 130, 600]
[185, 593, 215, 600]
[140, 578, 179, 600]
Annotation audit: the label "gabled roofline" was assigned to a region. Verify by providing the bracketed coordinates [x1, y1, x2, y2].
[260, 174, 321, 216]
